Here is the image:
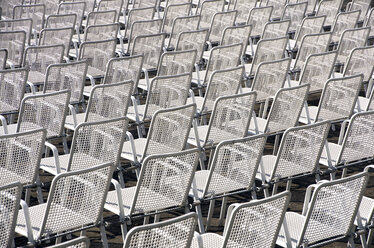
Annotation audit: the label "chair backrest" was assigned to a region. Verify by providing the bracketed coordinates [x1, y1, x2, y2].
[13, 4, 45, 32]
[208, 10, 237, 43]
[0, 129, 46, 186]
[143, 73, 191, 120]
[143, 104, 196, 157]
[304, 0, 319, 14]
[86, 10, 117, 26]
[131, 33, 166, 71]
[17, 90, 71, 139]
[124, 213, 197, 248]
[48, 237, 90, 248]
[222, 191, 291, 248]
[157, 49, 197, 76]
[167, 15, 201, 49]
[201, 66, 244, 113]
[315, 74, 363, 122]
[79, 38, 117, 73]
[264, 84, 309, 133]
[247, 6, 273, 37]
[316, 0, 343, 27]
[131, 149, 199, 214]
[133, 0, 159, 9]
[271, 121, 330, 181]
[331, 10, 361, 43]
[252, 57, 291, 101]
[221, 24, 252, 57]
[44, 60, 88, 104]
[365, 8, 374, 37]
[124, 7, 155, 38]
[45, 14, 77, 30]
[262, 0, 288, 20]
[299, 51, 337, 92]
[232, 0, 257, 24]
[293, 15, 326, 49]
[342, 46, 374, 82]
[103, 55, 144, 94]
[0, 68, 28, 114]
[23, 44, 65, 75]
[0, 49, 7, 69]
[85, 81, 134, 123]
[57, 2, 86, 31]
[0, 182, 22, 248]
[0, 18, 32, 45]
[39, 27, 74, 57]
[97, 0, 124, 22]
[249, 36, 288, 76]
[349, 0, 371, 21]
[199, 0, 225, 29]
[37, 163, 114, 240]
[176, 29, 209, 64]
[201, 134, 266, 198]
[261, 20, 290, 39]
[297, 172, 368, 247]
[0, 30, 26, 67]
[282, 2, 308, 32]
[162, 3, 191, 34]
[293, 32, 331, 70]
[337, 111, 374, 165]
[127, 19, 163, 53]
[68, 117, 128, 172]
[205, 92, 257, 146]
[164, 0, 192, 6]
[83, 23, 119, 43]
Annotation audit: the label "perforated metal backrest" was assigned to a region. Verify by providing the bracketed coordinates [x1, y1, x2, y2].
[221, 24, 251, 57]
[316, 0, 343, 26]
[249, 36, 288, 76]
[168, 15, 201, 49]
[202, 135, 266, 198]
[143, 104, 196, 157]
[299, 172, 368, 247]
[164, 0, 192, 6]
[17, 90, 71, 139]
[79, 39, 117, 73]
[232, 0, 257, 24]
[38, 163, 114, 240]
[124, 7, 155, 38]
[24, 44, 65, 76]
[247, 6, 273, 37]
[39, 27, 73, 57]
[0, 182, 22, 248]
[0, 0, 22, 19]
[299, 51, 337, 92]
[343, 46, 374, 82]
[86, 10, 117, 27]
[44, 60, 88, 104]
[45, 14, 77, 30]
[0, 68, 28, 114]
[293, 15, 326, 48]
[124, 213, 197, 248]
[157, 49, 196, 76]
[281, 2, 308, 32]
[265, 84, 309, 133]
[252, 58, 291, 101]
[262, 20, 290, 39]
[199, 0, 225, 29]
[0, 49, 7, 69]
[222, 191, 291, 248]
[127, 19, 163, 52]
[85, 81, 134, 122]
[49, 236, 90, 248]
[204, 43, 243, 84]
[0, 30, 26, 67]
[331, 10, 361, 43]
[0, 18, 32, 45]
[131, 149, 199, 214]
[201, 66, 244, 113]
[97, 0, 124, 22]
[205, 92, 257, 146]
[13, 4, 45, 32]
[349, 0, 370, 21]
[133, 0, 159, 9]
[294, 32, 331, 70]
[208, 10, 237, 43]
[315, 74, 363, 122]
[366, 8, 374, 37]
[83, 23, 119, 43]
[305, 0, 319, 14]
[68, 117, 128, 172]
[262, 0, 288, 20]
[176, 29, 209, 64]
[103, 55, 144, 94]
[143, 73, 191, 120]
[271, 121, 330, 180]
[131, 33, 165, 71]
[162, 3, 191, 34]
[57, 2, 86, 31]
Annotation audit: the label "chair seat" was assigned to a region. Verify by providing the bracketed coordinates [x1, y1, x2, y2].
[121, 138, 147, 161]
[83, 85, 94, 97]
[137, 78, 149, 91]
[87, 66, 105, 78]
[298, 106, 319, 124]
[355, 196, 374, 227]
[356, 96, 370, 112]
[276, 212, 305, 248]
[191, 233, 224, 248]
[127, 105, 146, 122]
[319, 141, 341, 167]
[192, 70, 207, 86]
[64, 113, 86, 131]
[256, 155, 276, 183]
[248, 117, 267, 135]
[0, 167, 31, 185]
[186, 96, 204, 113]
[0, 101, 18, 115]
[27, 71, 46, 85]
[0, 124, 18, 135]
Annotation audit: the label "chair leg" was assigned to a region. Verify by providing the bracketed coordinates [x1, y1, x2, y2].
[62, 136, 69, 154]
[367, 229, 373, 247]
[251, 183, 257, 199]
[348, 236, 356, 247]
[206, 199, 215, 232]
[154, 213, 160, 223]
[218, 197, 227, 226]
[272, 182, 279, 195]
[199, 151, 206, 170]
[36, 175, 44, 204]
[25, 188, 31, 205]
[100, 217, 109, 248]
[195, 204, 205, 234]
[118, 169, 126, 188]
[359, 233, 368, 248]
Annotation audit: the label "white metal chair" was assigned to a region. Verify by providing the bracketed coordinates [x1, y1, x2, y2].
[366, 7, 374, 39]
[57, 1, 86, 38]
[161, 3, 191, 35]
[281, 2, 308, 33]
[206, 10, 237, 46]
[13, 4, 45, 42]
[0, 18, 32, 46]
[262, 0, 288, 20]
[97, 0, 124, 22]
[348, 0, 371, 23]
[175, 29, 209, 66]
[231, 0, 257, 24]
[198, 0, 225, 30]
[45, 13, 77, 30]
[123, 7, 155, 40]
[315, 0, 343, 27]
[39, 27, 74, 59]
[166, 15, 201, 49]
[330, 10, 361, 44]
[246, 6, 273, 38]
[0, 30, 26, 68]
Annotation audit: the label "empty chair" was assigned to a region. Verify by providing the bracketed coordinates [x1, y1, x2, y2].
[249, 84, 309, 135]
[305, 0, 319, 15]
[82, 23, 120, 43]
[161, 3, 191, 34]
[57, 2, 86, 37]
[124, 213, 197, 248]
[198, 0, 225, 29]
[299, 74, 363, 124]
[39, 27, 74, 58]
[246, 6, 273, 38]
[207, 10, 237, 46]
[0, 30, 26, 68]
[231, 0, 257, 24]
[123, 7, 156, 40]
[15, 163, 114, 246]
[175, 29, 209, 65]
[219, 24, 252, 58]
[330, 10, 361, 44]
[0, 18, 32, 46]
[132, 0, 159, 9]
[315, 0, 343, 27]
[45, 13, 77, 29]
[366, 8, 374, 39]
[13, 4, 45, 41]
[48, 237, 90, 248]
[348, 0, 371, 23]
[85, 10, 117, 27]
[276, 172, 368, 247]
[0, 49, 7, 69]
[191, 191, 291, 248]
[263, 0, 288, 20]
[190, 135, 266, 231]
[281, 2, 308, 33]
[166, 15, 201, 49]
[0, 182, 22, 248]
[65, 82, 133, 131]
[97, 0, 124, 22]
